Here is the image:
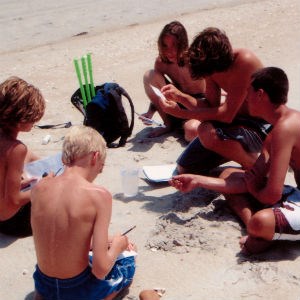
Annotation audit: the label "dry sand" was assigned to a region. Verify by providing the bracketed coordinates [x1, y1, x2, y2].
[0, 0, 300, 299]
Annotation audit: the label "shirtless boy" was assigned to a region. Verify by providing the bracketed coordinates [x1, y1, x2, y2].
[170, 67, 300, 254]
[31, 125, 136, 300]
[0, 76, 45, 236]
[160, 27, 271, 174]
[142, 21, 206, 140]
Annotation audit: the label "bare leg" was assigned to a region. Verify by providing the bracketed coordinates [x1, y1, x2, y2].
[198, 122, 259, 170]
[225, 193, 255, 226]
[183, 119, 200, 142]
[33, 291, 44, 300]
[139, 290, 161, 300]
[143, 70, 174, 138]
[240, 208, 275, 254]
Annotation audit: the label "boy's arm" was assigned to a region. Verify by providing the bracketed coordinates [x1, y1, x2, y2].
[4, 143, 31, 211]
[91, 188, 128, 279]
[170, 170, 247, 194]
[246, 126, 294, 204]
[159, 75, 247, 122]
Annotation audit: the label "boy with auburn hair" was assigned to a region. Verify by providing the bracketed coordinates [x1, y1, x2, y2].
[160, 27, 271, 174]
[170, 67, 300, 254]
[31, 125, 136, 300]
[0, 76, 45, 236]
[142, 20, 207, 140]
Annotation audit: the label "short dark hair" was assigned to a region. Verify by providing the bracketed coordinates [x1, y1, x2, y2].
[251, 67, 289, 105]
[158, 21, 188, 67]
[189, 27, 234, 78]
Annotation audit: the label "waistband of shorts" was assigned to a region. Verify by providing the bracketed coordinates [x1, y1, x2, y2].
[34, 265, 92, 288]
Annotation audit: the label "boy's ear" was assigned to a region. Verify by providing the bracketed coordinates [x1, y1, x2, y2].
[257, 88, 264, 97]
[91, 151, 99, 166]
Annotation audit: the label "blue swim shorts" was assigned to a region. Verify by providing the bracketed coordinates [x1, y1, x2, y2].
[33, 256, 136, 300]
[177, 137, 226, 174]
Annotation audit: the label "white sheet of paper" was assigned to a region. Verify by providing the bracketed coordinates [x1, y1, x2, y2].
[89, 250, 137, 262]
[142, 164, 177, 182]
[150, 84, 166, 100]
[24, 152, 64, 179]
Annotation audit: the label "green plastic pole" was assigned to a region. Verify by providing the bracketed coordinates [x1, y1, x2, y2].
[81, 56, 91, 103]
[87, 53, 96, 97]
[73, 59, 87, 108]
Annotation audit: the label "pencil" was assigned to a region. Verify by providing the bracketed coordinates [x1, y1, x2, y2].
[122, 225, 136, 236]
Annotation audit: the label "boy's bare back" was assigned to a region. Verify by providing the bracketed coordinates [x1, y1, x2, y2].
[31, 171, 111, 279]
[0, 137, 27, 219]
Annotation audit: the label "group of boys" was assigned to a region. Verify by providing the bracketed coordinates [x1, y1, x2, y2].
[0, 20, 299, 300]
[142, 21, 300, 254]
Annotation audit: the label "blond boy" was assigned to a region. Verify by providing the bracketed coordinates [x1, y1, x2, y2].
[31, 126, 136, 299]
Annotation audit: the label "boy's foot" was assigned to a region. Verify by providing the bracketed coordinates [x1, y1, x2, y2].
[139, 112, 155, 126]
[139, 289, 162, 300]
[239, 235, 272, 255]
[147, 126, 171, 138]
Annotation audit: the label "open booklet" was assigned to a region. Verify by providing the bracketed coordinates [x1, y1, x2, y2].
[89, 250, 138, 262]
[150, 84, 166, 100]
[142, 164, 177, 183]
[22, 152, 64, 191]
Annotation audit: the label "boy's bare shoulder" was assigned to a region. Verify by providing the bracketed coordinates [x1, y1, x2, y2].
[233, 48, 262, 71]
[86, 183, 112, 204]
[278, 109, 300, 133]
[2, 139, 27, 160]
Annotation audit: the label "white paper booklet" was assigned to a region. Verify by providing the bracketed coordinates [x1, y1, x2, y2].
[24, 152, 64, 179]
[142, 164, 177, 182]
[150, 84, 166, 100]
[89, 250, 137, 262]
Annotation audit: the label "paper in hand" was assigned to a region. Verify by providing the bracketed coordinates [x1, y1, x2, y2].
[150, 85, 166, 101]
[24, 152, 64, 180]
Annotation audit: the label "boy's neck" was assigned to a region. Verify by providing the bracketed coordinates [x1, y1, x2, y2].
[0, 128, 18, 139]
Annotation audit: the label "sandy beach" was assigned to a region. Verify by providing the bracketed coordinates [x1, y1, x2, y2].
[1, 0, 300, 299]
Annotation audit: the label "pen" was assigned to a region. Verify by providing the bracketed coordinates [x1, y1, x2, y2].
[135, 112, 166, 128]
[54, 167, 63, 176]
[122, 225, 136, 236]
[42, 167, 63, 178]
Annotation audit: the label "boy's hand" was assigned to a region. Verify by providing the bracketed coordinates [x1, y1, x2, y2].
[126, 241, 137, 252]
[20, 177, 38, 189]
[42, 171, 55, 178]
[158, 97, 182, 118]
[169, 174, 198, 193]
[161, 84, 183, 103]
[111, 234, 129, 253]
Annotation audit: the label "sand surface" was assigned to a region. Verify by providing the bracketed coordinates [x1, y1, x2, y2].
[0, 0, 300, 299]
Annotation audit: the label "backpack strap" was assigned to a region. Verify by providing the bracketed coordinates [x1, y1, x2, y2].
[105, 83, 134, 147]
[115, 85, 135, 146]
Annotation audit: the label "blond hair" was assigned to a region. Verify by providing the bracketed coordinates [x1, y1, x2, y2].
[0, 76, 45, 129]
[62, 125, 106, 166]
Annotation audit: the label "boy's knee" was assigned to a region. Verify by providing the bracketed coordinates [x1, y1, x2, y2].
[143, 70, 163, 85]
[34, 291, 44, 300]
[197, 122, 217, 148]
[247, 210, 273, 237]
[183, 120, 200, 142]
[143, 69, 153, 84]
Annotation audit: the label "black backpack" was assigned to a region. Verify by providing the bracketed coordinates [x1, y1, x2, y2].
[71, 82, 135, 148]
